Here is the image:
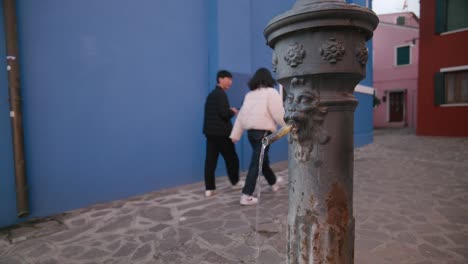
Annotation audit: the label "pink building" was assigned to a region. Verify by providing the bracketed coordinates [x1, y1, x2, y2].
[373, 12, 419, 128]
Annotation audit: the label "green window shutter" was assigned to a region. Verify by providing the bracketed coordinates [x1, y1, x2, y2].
[446, 0, 468, 32]
[397, 46, 410, 65]
[397, 16, 405, 25]
[434, 72, 445, 106]
[435, 0, 447, 34]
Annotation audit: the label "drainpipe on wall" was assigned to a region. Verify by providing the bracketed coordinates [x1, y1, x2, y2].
[2, 0, 29, 218]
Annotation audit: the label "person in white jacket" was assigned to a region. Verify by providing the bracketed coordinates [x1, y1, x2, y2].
[230, 68, 286, 206]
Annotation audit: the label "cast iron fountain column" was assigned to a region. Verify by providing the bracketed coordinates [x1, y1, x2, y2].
[264, 1, 378, 263]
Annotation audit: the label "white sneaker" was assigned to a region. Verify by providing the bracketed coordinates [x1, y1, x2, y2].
[271, 176, 283, 192]
[240, 194, 258, 206]
[266, 175, 284, 185]
[271, 183, 280, 192]
[232, 180, 245, 190]
[205, 190, 216, 197]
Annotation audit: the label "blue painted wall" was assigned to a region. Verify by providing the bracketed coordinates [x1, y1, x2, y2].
[215, 0, 295, 172]
[215, 0, 252, 173]
[348, 0, 375, 147]
[354, 92, 374, 146]
[1, 0, 210, 227]
[248, 0, 297, 164]
[214, 0, 295, 173]
[0, 0, 374, 227]
[353, 36, 375, 147]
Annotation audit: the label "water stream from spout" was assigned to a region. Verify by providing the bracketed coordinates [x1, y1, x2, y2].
[255, 142, 267, 261]
[254, 123, 294, 262]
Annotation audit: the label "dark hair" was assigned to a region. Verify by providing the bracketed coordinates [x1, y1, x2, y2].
[216, 70, 232, 83]
[248, 68, 276, 91]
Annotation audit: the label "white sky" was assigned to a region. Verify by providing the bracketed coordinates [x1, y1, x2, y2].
[372, 0, 420, 17]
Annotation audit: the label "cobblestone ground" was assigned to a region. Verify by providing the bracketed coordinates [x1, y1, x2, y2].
[0, 129, 467, 264]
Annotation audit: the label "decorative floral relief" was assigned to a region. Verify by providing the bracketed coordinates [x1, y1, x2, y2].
[284, 42, 306, 67]
[320, 38, 345, 64]
[272, 52, 278, 72]
[355, 41, 369, 66]
[284, 77, 330, 164]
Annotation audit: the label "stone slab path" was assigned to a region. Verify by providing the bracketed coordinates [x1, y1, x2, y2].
[1, 129, 467, 264]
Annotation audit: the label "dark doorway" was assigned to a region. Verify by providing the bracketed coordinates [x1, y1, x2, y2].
[389, 91, 404, 122]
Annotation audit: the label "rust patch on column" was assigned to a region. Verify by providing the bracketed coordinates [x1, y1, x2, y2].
[308, 194, 323, 263]
[289, 186, 350, 263]
[288, 222, 299, 264]
[288, 208, 319, 264]
[309, 194, 315, 207]
[288, 206, 323, 264]
[300, 210, 317, 263]
[325, 182, 349, 262]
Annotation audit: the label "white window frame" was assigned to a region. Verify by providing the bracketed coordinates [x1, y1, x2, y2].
[440, 65, 468, 73]
[394, 44, 412, 67]
[441, 27, 468, 35]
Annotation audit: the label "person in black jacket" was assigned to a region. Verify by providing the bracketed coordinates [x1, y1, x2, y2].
[203, 70, 243, 197]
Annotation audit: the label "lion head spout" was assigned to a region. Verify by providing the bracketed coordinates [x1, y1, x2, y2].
[284, 78, 330, 164]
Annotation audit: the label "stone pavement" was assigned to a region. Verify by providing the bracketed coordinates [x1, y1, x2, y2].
[0, 128, 467, 264]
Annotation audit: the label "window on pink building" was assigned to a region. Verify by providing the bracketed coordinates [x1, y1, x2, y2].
[396, 45, 411, 66]
[396, 16, 405, 26]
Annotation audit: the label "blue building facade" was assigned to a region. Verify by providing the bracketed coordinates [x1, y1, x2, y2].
[0, 0, 374, 227]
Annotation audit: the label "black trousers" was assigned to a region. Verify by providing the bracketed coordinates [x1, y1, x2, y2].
[204, 135, 240, 190]
[242, 130, 277, 196]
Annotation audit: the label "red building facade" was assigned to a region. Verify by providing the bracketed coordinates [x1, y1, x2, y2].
[417, 0, 468, 136]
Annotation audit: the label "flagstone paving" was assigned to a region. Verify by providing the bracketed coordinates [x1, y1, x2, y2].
[0, 128, 467, 263]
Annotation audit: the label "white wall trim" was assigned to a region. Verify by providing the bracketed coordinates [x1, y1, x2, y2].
[440, 27, 468, 36]
[440, 103, 468, 107]
[355, 84, 374, 95]
[378, 22, 419, 30]
[440, 64, 468, 73]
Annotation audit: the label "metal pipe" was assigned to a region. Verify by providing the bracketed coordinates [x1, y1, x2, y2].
[262, 123, 295, 146]
[2, 0, 29, 218]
